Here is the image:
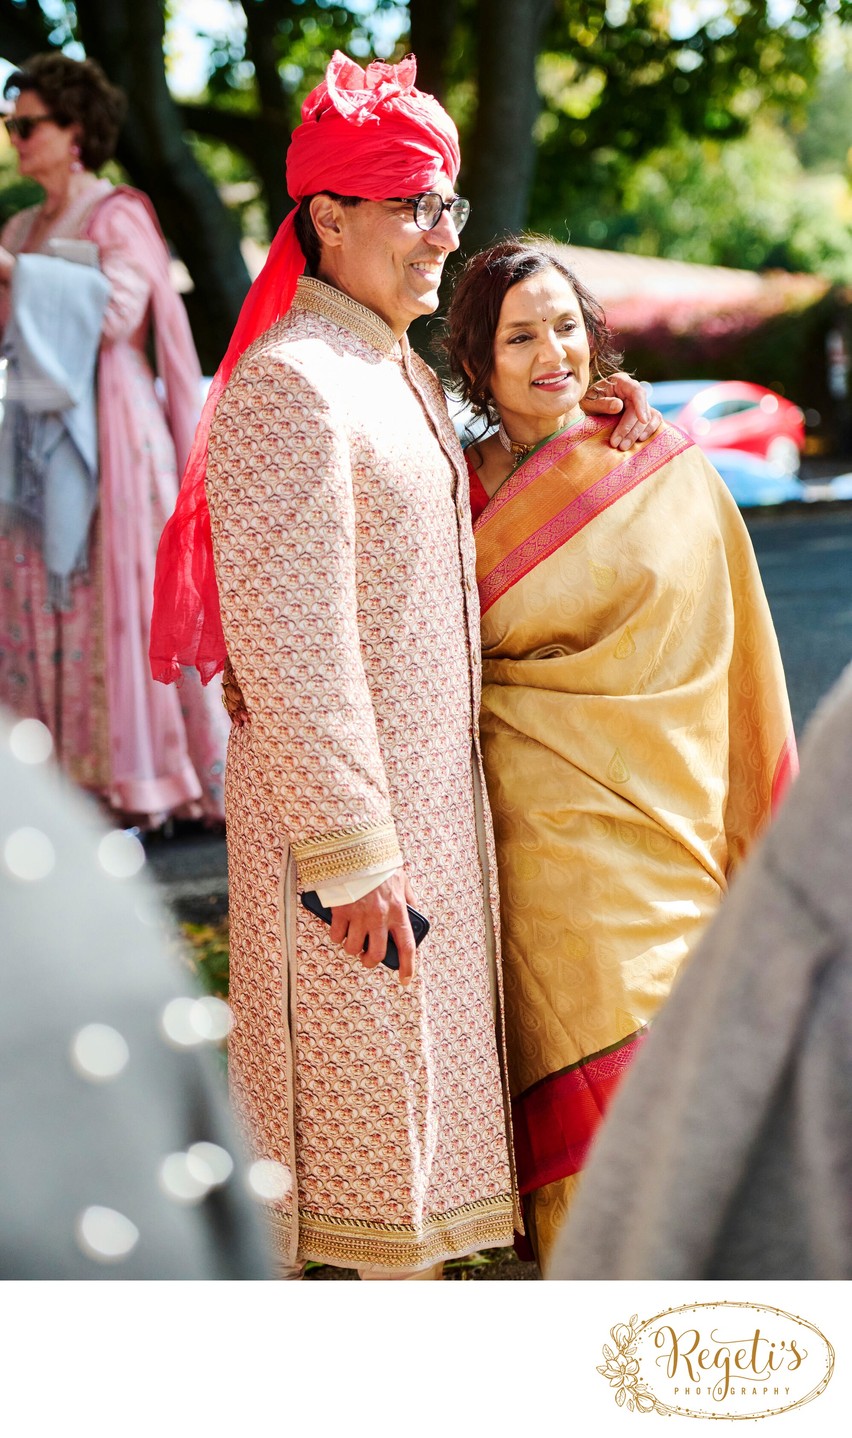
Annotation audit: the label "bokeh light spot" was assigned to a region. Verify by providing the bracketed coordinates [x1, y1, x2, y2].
[9, 718, 53, 765]
[134, 896, 162, 929]
[76, 1206, 139, 1263]
[160, 998, 202, 1048]
[70, 1023, 130, 1081]
[191, 995, 233, 1042]
[160, 996, 232, 1048]
[247, 1159, 292, 1202]
[97, 829, 146, 879]
[3, 826, 56, 881]
[188, 1142, 234, 1187]
[159, 1151, 210, 1205]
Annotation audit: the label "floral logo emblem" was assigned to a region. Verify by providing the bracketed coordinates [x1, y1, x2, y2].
[598, 1315, 670, 1415]
[597, 1302, 834, 1420]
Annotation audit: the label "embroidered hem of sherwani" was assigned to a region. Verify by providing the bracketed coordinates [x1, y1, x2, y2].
[472, 416, 796, 1228]
[206, 277, 518, 1269]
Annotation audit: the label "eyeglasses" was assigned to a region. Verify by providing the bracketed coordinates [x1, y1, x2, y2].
[388, 192, 471, 234]
[3, 115, 54, 141]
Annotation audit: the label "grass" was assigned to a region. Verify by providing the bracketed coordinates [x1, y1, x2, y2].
[180, 917, 230, 998]
[303, 1249, 534, 1280]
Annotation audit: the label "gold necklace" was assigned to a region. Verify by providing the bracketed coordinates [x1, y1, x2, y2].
[497, 420, 537, 461]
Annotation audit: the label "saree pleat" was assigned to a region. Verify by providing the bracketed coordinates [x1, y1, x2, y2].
[473, 417, 796, 1267]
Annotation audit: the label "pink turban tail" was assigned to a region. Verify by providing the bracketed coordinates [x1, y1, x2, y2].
[149, 51, 461, 684]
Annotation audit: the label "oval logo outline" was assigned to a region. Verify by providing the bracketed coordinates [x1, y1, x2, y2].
[598, 1300, 834, 1420]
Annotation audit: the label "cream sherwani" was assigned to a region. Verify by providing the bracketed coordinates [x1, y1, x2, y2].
[206, 277, 517, 1270]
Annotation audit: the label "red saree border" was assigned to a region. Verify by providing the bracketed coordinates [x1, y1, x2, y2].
[476, 421, 694, 617]
[511, 1028, 646, 1196]
[771, 728, 799, 814]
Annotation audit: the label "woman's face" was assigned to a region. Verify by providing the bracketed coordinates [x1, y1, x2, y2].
[9, 89, 79, 184]
[489, 267, 591, 442]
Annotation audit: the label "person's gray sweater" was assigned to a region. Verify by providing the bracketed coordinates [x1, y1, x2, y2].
[552, 662, 852, 1280]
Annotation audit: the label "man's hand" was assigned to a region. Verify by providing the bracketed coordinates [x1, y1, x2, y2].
[329, 871, 417, 987]
[222, 656, 249, 726]
[582, 371, 663, 450]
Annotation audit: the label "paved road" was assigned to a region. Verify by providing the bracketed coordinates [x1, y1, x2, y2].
[744, 502, 852, 736]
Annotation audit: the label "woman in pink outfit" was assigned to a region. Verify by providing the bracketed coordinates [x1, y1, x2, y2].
[0, 53, 227, 828]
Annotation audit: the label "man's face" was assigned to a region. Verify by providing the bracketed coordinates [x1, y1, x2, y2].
[325, 173, 462, 337]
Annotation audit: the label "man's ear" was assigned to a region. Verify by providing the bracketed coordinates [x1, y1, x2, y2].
[309, 194, 345, 250]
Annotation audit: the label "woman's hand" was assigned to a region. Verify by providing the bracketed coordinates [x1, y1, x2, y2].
[0, 246, 16, 284]
[582, 371, 663, 450]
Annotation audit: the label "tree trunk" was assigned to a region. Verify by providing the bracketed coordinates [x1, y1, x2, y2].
[241, 1, 298, 233]
[409, 0, 458, 102]
[74, 0, 250, 370]
[462, 0, 554, 250]
[0, 0, 51, 63]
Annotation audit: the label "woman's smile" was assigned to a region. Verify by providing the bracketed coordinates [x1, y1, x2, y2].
[531, 370, 572, 390]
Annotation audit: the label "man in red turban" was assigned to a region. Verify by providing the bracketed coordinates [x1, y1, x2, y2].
[150, 51, 657, 1280]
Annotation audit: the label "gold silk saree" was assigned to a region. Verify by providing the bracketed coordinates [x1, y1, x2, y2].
[471, 416, 796, 1268]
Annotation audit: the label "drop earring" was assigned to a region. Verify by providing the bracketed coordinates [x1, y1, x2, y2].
[70, 142, 83, 174]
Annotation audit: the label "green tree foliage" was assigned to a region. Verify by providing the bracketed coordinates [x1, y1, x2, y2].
[415, 1, 852, 248]
[538, 1, 836, 157]
[792, 31, 852, 173]
[552, 120, 852, 283]
[174, 0, 407, 232]
[0, 0, 410, 362]
[2, 0, 851, 361]
[527, 2, 852, 250]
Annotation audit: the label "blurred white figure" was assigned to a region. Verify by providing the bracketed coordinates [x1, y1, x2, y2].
[0, 710, 271, 1279]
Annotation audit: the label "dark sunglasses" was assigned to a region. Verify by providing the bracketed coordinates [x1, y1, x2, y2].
[387, 192, 471, 234]
[4, 114, 54, 141]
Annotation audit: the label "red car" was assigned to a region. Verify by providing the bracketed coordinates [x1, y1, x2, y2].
[647, 380, 805, 474]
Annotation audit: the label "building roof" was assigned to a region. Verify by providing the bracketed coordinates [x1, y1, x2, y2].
[545, 241, 827, 329]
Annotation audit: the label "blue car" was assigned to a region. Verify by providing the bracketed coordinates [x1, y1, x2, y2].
[703, 449, 805, 508]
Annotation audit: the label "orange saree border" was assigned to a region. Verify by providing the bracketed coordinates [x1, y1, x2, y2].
[474, 417, 694, 617]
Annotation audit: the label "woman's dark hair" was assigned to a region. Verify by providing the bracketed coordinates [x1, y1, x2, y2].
[444, 238, 623, 424]
[4, 53, 126, 172]
[294, 193, 363, 274]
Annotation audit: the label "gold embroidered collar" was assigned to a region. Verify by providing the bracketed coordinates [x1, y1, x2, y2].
[294, 276, 402, 356]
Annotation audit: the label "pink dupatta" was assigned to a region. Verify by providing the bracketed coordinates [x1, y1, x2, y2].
[85, 187, 226, 818]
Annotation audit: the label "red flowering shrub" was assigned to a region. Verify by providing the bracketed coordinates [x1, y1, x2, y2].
[611, 276, 850, 444]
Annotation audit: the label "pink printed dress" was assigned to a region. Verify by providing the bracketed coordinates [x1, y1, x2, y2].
[0, 181, 227, 826]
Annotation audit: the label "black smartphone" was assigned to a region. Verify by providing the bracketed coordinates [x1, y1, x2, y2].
[300, 889, 430, 971]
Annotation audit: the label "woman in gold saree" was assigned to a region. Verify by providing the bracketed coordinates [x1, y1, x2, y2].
[445, 241, 797, 1273]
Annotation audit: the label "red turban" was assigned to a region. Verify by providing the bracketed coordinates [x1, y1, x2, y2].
[150, 52, 460, 685]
